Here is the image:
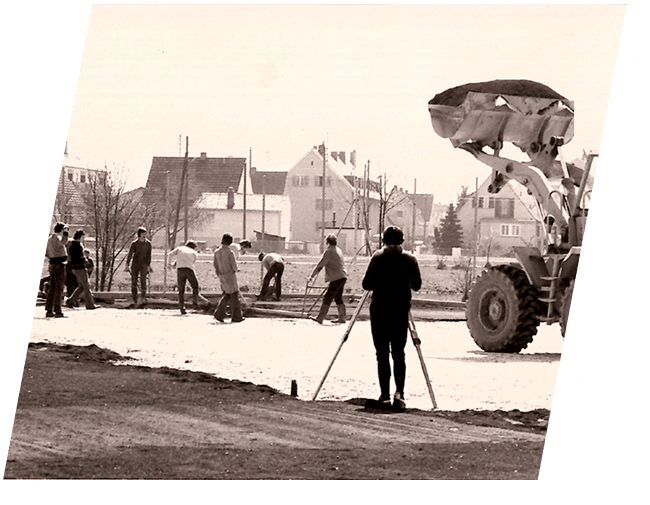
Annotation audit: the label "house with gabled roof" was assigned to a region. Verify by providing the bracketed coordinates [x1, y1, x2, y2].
[285, 146, 427, 255]
[456, 177, 544, 257]
[143, 152, 246, 209]
[54, 144, 106, 229]
[249, 167, 287, 195]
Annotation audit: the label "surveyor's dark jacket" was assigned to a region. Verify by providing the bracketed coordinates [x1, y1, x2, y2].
[362, 245, 422, 307]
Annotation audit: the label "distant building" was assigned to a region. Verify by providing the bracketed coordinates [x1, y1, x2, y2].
[143, 152, 246, 209]
[192, 188, 291, 252]
[249, 166, 287, 195]
[54, 144, 106, 230]
[143, 152, 247, 248]
[456, 177, 543, 257]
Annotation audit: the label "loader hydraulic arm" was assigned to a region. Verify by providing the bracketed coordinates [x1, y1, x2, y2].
[458, 141, 570, 228]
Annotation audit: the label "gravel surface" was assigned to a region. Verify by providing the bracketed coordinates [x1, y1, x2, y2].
[28, 306, 563, 412]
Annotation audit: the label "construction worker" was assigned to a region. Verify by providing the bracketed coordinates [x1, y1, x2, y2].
[169, 240, 209, 315]
[257, 252, 285, 301]
[308, 234, 347, 324]
[44, 222, 69, 318]
[362, 226, 422, 410]
[125, 227, 153, 307]
[213, 233, 244, 323]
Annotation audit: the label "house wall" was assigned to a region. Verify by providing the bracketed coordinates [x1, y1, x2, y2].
[285, 149, 359, 245]
[190, 208, 288, 249]
[457, 178, 543, 256]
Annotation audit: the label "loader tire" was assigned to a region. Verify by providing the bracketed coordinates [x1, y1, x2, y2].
[466, 265, 543, 353]
[560, 279, 575, 338]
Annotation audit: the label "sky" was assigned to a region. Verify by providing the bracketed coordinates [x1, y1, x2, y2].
[61, 4, 625, 205]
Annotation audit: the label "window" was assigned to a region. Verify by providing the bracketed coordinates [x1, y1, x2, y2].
[80, 174, 86, 183]
[68, 172, 74, 182]
[314, 176, 331, 187]
[495, 198, 515, 218]
[292, 175, 309, 187]
[500, 224, 521, 236]
[315, 199, 333, 210]
[478, 197, 484, 208]
[488, 197, 495, 209]
[395, 210, 404, 218]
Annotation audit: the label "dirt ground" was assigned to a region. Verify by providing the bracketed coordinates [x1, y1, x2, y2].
[4, 342, 547, 480]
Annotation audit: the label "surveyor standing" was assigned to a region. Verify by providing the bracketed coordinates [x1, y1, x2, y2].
[362, 226, 422, 410]
[213, 233, 244, 323]
[257, 252, 285, 301]
[308, 234, 348, 324]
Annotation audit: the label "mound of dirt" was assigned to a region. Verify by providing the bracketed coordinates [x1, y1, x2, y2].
[430, 408, 549, 434]
[29, 342, 132, 363]
[429, 79, 567, 107]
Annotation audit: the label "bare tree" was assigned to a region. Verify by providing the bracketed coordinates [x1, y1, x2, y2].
[84, 165, 147, 291]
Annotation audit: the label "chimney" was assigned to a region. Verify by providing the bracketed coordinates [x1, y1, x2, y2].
[331, 151, 338, 162]
[227, 187, 235, 209]
[200, 152, 207, 160]
[339, 151, 346, 164]
[350, 150, 356, 167]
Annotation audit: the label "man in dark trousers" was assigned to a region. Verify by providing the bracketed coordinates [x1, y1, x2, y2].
[362, 226, 422, 410]
[65, 230, 98, 310]
[257, 252, 285, 301]
[44, 222, 69, 318]
[125, 227, 153, 307]
[308, 234, 348, 324]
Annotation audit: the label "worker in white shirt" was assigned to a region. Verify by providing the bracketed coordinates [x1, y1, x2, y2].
[169, 240, 209, 314]
[257, 252, 285, 301]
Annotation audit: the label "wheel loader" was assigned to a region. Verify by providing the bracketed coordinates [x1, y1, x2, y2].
[428, 79, 597, 352]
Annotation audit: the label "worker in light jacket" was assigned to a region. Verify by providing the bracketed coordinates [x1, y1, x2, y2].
[308, 234, 348, 324]
[213, 233, 244, 323]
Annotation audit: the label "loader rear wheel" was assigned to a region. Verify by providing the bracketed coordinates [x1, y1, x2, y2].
[560, 279, 575, 338]
[466, 265, 543, 353]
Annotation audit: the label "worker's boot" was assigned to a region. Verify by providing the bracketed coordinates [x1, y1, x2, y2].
[310, 303, 330, 324]
[331, 304, 346, 324]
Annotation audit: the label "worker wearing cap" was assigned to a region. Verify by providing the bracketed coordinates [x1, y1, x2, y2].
[257, 252, 285, 301]
[362, 226, 422, 410]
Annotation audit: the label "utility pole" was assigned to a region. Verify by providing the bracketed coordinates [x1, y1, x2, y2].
[243, 148, 250, 241]
[171, 136, 189, 249]
[183, 146, 189, 245]
[164, 170, 170, 293]
[364, 160, 371, 255]
[320, 142, 327, 253]
[378, 174, 383, 250]
[353, 164, 358, 255]
[412, 178, 417, 253]
[261, 174, 266, 283]
[473, 177, 479, 281]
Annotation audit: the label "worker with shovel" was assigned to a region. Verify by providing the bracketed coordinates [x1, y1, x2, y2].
[362, 226, 422, 410]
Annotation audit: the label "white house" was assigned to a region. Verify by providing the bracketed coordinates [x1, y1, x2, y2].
[193, 189, 291, 251]
[456, 177, 543, 257]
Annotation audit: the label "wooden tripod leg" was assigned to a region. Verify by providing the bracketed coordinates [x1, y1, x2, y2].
[312, 291, 370, 401]
[408, 311, 438, 409]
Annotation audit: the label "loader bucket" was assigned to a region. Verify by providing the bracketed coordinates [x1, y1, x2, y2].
[428, 79, 574, 150]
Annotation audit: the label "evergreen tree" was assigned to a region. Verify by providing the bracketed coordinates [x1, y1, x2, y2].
[433, 203, 463, 254]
